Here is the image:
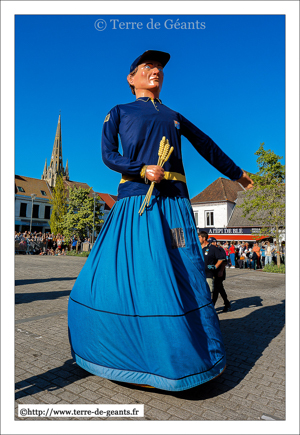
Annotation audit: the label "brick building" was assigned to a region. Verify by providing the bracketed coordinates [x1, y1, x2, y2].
[15, 175, 53, 233]
[15, 113, 116, 233]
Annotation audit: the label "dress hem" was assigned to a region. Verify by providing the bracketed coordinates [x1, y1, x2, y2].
[71, 348, 226, 392]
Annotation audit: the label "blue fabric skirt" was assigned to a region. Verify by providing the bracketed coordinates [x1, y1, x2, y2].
[68, 195, 226, 391]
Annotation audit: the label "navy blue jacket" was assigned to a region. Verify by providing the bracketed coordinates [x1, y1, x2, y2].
[101, 97, 243, 200]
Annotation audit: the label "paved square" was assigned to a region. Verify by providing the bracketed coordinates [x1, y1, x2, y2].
[15, 256, 285, 421]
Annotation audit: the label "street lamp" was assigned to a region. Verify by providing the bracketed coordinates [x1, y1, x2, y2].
[30, 193, 37, 233]
[92, 192, 97, 244]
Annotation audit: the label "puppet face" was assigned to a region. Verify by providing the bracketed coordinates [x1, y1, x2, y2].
[129, 60, 164, 95]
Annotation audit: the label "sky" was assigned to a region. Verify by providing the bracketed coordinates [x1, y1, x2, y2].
[14, 13, 285, 199]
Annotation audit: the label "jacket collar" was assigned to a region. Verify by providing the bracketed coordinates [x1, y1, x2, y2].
[136, 97, 162, 104]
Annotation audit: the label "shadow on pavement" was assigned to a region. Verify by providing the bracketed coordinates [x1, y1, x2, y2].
[15, 359, 89, 400]
[15, 277, 77, 286]
[15, 290, 71, 304]
[115, 297, 285, 400]
[215, 295, 264, 314]
[15, 297, 285, 402]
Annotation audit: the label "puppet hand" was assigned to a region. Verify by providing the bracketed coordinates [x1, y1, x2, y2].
[146, 165, 165, 183]
[237, 171, 254, 190]
[207, 265, 216, 270]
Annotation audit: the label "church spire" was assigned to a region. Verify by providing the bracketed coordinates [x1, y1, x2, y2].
[42, 158, 47, 177]
[65, 159, 69, 180]
[42, 113, 67, 187]
[49, 114, 63, 174]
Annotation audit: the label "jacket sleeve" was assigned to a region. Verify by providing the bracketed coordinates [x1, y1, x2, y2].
[101, 105, 146, 175]
[178, 113, 243, 181]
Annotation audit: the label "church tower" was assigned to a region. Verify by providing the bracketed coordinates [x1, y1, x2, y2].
[42, 114, 69, 187]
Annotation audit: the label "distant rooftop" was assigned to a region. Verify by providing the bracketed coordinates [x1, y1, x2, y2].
[97, 193, 118, 210]
[191, 178, 244, 204]
[15, 175, 52, 199]
[62, 179, 94, 197]
[228, 190, 268, 227]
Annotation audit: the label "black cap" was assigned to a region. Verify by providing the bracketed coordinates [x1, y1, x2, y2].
[129, 50, 170, 73]
[208, 237, 217, 243]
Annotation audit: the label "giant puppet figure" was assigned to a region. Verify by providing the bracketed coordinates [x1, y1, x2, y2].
[68, 50, 253, 391]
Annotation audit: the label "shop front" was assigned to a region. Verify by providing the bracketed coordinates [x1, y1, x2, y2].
[15, 220, 51, 234]
[196, 227, 269, 243]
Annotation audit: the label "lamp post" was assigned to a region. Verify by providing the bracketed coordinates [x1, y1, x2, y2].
[92, 192, 97, 244]
[30, 193, 37, 233]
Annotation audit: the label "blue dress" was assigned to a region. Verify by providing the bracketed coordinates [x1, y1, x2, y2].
[68, 98, 243, 391]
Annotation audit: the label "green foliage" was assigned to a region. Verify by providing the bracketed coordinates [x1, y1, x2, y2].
[238, 143, 285, 267]
[65, 250, 90, 257]
[49, 174, 67, 235]
[262, 263, 285, 274]
[62, 186, 104, 243]
[254, 143, 285, 184]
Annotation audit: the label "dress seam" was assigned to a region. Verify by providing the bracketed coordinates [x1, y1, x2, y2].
[69, 296, 212, 318]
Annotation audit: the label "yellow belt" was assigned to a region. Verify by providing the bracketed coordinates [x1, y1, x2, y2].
[120, 171, 186, 184]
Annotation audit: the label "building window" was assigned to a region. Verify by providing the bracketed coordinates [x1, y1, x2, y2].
[205, 211, 214, 227]
[20, 203, 27, 217]
[17, 186, 25, 192]
[40, 190, 47, 196]
[194, 212, 198, 227]
[33, 204, 39, 218]
[44, 206, 51, 219]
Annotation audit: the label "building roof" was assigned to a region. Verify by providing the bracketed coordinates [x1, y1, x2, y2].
[191, 178, 245, 204]
[97, 192, 118, 210]
[15, 175, 53, 199]
[62, 179, 94, 197]
[227, 190, 265, 227]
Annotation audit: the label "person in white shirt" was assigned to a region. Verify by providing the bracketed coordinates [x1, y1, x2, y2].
[265, 241, 273, 266]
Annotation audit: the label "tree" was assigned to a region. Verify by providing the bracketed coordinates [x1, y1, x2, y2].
[62, 186, 104, 244]
[49, 174, 68, 235]
[238, 143, 285, 267]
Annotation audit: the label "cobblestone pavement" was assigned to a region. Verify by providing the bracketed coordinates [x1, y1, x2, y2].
[15, 255, 285, 422]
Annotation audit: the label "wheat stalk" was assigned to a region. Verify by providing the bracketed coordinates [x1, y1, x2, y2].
[138, 137, 174, 216]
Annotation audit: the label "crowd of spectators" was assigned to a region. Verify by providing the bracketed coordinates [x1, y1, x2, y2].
[15, 231, 94, 256]
[15, 231, 285, 267]
[215, 240, 285, 270]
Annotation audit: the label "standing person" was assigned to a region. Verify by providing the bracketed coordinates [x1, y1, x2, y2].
[208, 237, 231, 312]
[265, 241, 273, 266]
[229, 241, 236, 269]
[42, 233, 46, 253]
[25, 235, 31, 255]
[57, 235, 62, 252]
[252, 242, 261, 269]
[280, 242, 285, 264]
[199, 233, 224, 295]
[237, 243, 246, 269]
[223, 242, 230, 267]
[272, 241, 278, 264]
[260, 244, 266, 268]
[248, 248, 258, 270]
[68, 50, 253, 391]
[47, 233, 53, 250]
[71, 236, 77, 251]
